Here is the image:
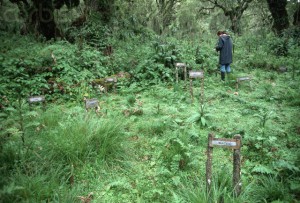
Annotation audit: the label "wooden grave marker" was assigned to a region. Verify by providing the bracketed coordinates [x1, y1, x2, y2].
[105, 77, 117, 93]
[175, 63, 187, 83]
[236, 76, 251, 90]
[278, 66, 287, 73]
[206, 133, 242, 197]
[28, 95, 46, 110]
[85, 98, 100, 113]
[189, 70, 204, 104]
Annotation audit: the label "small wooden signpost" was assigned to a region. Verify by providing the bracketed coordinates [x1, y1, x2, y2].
[85, 98, 100, 113]
[105, 77, 117, 93]
[206, 133, 242, 197]
[175, 63, 187, 83]
[28, 95, 46, 110]
[236, 76, 251, 91]
[189, 70, 204, 104]
[278, 66, 287, 73]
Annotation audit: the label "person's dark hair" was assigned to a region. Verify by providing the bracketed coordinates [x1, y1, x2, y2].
[217, 30, 224, 36]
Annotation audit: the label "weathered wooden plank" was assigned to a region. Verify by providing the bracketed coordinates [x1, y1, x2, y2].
[85, 98, 99, 109]
[105, 77, 117, 83]
[210, 137, 241, 149]
[175, 62, 186, 67]
[189, 70, 204, 79]
[237, 76, 251, 82]
[28, 96, 45, 103]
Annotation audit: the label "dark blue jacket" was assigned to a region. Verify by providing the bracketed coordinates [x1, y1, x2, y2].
[216, 35, 233, 65]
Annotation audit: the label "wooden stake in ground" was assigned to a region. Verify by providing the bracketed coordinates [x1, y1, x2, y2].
[233, 134, 242, 196]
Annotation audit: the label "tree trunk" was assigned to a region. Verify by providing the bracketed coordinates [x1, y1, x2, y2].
[293, 4, 300, 26]
[266, 0, 289, 35]
[227, 11, 243, 35]
[32, 0, 57, 40]
[96, 0, 115, 23]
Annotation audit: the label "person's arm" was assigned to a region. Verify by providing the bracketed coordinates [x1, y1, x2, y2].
[215, 37, 223, 52]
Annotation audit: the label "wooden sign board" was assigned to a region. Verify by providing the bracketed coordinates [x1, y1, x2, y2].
[278, 66, 287, 73]
[210, 137, 241, 149]
[105, 78, 117, 83]
[237, 76, 251, 82]
[175, 62, 186, 68]
[189, 70, 204, 79]
[28, 96, 45, 103]
[85, 98, 99, 109]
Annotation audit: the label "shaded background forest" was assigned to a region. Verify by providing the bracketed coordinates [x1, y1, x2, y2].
[1, 0, 300, 42]
[0, 0, 299, 101]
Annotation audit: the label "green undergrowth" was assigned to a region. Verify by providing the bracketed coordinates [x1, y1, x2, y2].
[1, 31, 300, 202]
[1, 67, 299, 202]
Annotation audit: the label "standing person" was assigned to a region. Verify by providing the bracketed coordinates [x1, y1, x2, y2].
[215, 31, 233, 81]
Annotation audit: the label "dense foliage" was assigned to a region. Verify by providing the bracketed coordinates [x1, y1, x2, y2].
[0, 0, 300, 202]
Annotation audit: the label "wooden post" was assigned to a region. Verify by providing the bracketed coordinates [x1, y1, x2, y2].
[184, 66, 187, 88]
[189, 79, 194, 103]
[176, 66, 179, 83]
[175, 63, 187, 84]
[235, 81, 239, 91]
[200, 77, 204, 106]
[233, 134, 242, 196]
[206, 133, 214, 195]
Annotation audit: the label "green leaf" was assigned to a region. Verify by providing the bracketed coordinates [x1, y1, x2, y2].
[200, 117, 206, 126]
[252, 164, 276, 175]
[186, 112, 200, 123]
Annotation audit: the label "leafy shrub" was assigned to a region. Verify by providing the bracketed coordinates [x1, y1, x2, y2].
[159, 136, 191, 171]
[65, 13, 110, 49]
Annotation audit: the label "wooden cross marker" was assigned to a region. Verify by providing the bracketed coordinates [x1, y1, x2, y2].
[189, 70, 204, 104]
[278, 66, 287, 73]
[105, 77, 117, 93]
[28, 95, 46, 110]
[236, 76, 251, 91]
[85, 98, 100, 114]
[206, 133, 242, 197]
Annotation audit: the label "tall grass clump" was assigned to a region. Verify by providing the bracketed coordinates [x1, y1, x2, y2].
[42, 106, 128, 166]
[0, 104, 129, 202]
[249, 175, 292, 202]
[178, 173, 250, 203]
